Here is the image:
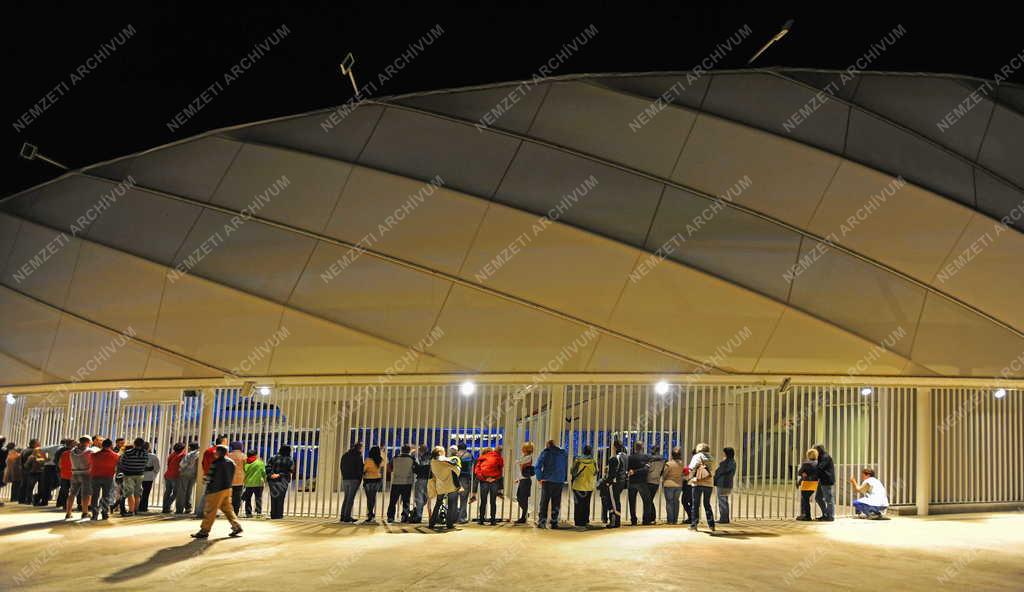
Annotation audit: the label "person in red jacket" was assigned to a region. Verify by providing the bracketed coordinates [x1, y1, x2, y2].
[473, 447, 505, 525]
[162, 442, 186, 513]
[195, 435, 228, 519]
[56, 439, 74, 509]
[89, 439, 119, 520]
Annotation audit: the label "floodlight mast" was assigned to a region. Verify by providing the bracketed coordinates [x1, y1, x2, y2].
[748, 19, 794, 64]
[19, 142, 68, 170]
[339, 52, 359, 95]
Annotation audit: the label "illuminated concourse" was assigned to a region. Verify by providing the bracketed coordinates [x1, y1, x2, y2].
[2, 68, 1024, 591]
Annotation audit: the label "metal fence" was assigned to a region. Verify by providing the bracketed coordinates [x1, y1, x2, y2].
[1, 382, 1019, 518]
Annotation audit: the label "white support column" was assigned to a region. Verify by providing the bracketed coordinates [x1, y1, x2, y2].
[915, 387, 932, 516]
[194, 389, 215, 509]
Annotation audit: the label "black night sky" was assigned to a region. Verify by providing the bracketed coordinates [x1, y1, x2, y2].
[4, 2, 1023, 197]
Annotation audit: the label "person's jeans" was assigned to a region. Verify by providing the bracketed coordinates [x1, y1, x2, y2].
[681, 484, 693, 522]
[140, 479, 154, 511]
[538, 481, 564, 526]
[387, 483, 412, 522]
[645, 483, 659, 523]
[457, 475, 472, 522]
[411, 478, 428, 522]
[478, 481, 499, 521]
[599, 481, 625, 526]
[268, 479, 288, 519]
[691, 485, 715, 528]
[815, 484, 834, 519]
[28, 473, 45, 505]
[800, 490, 814, 518]
[663, 486, 681, 523]
[162, 479, 176, 512]
[56, 478, 71, 509]
[200, 488, 241, 533]
[363, 480, 382, 520]
[41, 466, 58, 504]
[627, 482, 653, 524]
[231, 485, 243, 514]
[242, 486, 264, 516]
[429, 491, 459, 528]
[572, 489, 592, 526]
[340, 479, 361, 520]
[852, 500, 887, 516]
[717, 487, 732, 522]
[92, 476, 115, 516]
[175, 476, 195, 513]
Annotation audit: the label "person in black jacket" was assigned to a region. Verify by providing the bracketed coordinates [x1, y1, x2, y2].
[813, 443, 835, 521]
[625, 441, 653, 526]
[714, 447, 736, 524]
[266, 445, 295, 519]
[191, 446, 242, 539]
[796, 448, 819, 521]
[339, 443, 363, 523]
[599, 440, 627, 528]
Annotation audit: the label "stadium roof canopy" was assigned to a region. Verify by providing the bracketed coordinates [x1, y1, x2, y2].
[2, 68, 1024, 388]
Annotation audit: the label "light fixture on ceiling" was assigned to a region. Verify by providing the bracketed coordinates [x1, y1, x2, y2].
[5, 393, 15, 405]
[117, 390, 129, 400]
[654, 380, 670, 396]
[460, 381, 476, 396]
[860, 387, 874, 396]
[994, 388, 1007, 399]
[258, 386, 272, 396]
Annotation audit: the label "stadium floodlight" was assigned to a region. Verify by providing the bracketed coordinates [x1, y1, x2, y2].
[339, 52, 359, 95]
[19, 142, 68, 170]
[748, 19, 794, 64]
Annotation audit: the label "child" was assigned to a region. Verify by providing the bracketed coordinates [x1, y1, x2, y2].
[242, 449, 267, 518]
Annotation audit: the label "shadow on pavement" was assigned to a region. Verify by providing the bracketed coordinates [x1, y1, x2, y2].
[102, 538, 222, 583]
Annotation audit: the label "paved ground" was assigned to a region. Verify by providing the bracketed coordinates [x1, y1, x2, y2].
[1, 504, 1022, 591]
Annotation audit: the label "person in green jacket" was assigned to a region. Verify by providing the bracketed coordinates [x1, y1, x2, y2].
[241, 449, 267, 518]
[570, 445, 597, 529]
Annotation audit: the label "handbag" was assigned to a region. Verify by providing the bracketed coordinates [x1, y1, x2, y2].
[693, 463, 710, 482]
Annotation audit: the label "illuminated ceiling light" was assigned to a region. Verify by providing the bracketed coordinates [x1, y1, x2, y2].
[5, 393, 15, 405]
[117, 390, 129, 399]
[258, 386, 272, 396]
[459, 381, 476, 396]
[860, 387, 874, 396]
[654, 380, 670, 395]
[994, 388, 1007, 399]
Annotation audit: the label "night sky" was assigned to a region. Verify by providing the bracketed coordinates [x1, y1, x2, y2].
[5, 2, 1023, 196]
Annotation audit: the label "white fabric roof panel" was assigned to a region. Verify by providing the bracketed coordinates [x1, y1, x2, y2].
[2, 69, 1023, 386]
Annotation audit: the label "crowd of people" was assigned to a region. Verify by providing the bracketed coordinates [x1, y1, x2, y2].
[1, 434, 890, 537]
[0, 434, 296, 539]
[334, 438, 890, 531]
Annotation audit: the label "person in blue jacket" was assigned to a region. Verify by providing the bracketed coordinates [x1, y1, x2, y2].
[534, 439, 568, 529]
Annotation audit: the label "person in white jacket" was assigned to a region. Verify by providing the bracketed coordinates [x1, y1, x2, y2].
[427, 446, 461, 530]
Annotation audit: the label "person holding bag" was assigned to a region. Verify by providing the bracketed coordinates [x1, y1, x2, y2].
[687, 443, 715, 532]
[795, 448, 819, 521]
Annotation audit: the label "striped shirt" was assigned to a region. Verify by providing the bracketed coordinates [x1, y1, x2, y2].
[118, 447, 148, 476]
